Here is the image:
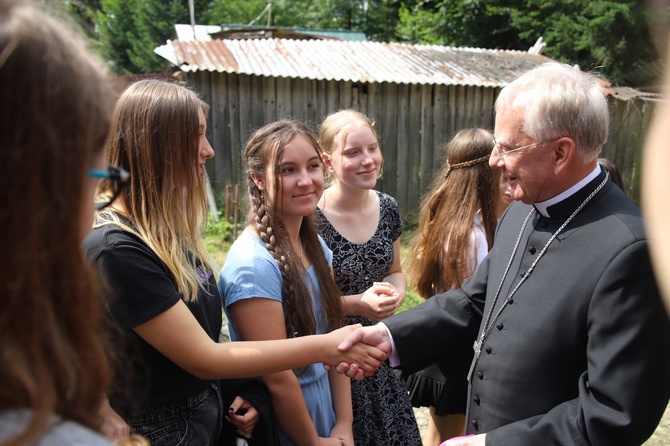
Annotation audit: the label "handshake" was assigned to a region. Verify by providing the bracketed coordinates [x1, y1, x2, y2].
[322, 324, 392, 380]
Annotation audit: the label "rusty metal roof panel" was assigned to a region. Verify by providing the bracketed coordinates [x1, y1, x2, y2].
[156, 38, 558, 86]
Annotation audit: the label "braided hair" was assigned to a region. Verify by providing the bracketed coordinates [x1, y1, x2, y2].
[407, 128, 499, 298]
[244, 120, 344, 340]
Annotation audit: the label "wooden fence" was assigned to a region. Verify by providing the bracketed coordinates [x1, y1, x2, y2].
[192, 71, 656, 222]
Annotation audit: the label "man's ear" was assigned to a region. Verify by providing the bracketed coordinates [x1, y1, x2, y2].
[321, 153, 334, 173]
[250, 172, 265, 190]
[552, 137, 575, 175]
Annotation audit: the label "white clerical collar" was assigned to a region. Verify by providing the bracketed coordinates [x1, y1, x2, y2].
[533, 165, 601, 218]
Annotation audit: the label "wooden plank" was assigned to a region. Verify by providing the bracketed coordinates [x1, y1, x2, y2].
[227, 74, 241, 189]
[359, 83, 369, 116]
[418, 85, 434, 207]
[456, 85, 467, 131]
[211, 73, 231, 194]
[315, 79, 328, 124]
[367, 82, 382, 125]
[407, 83, 422, 221]
[291, 78, 306, 122]
[433, 85, 447, 170]
[340, 81, 353, 109]
[250, 75, 264, 132]
[326, 80, 339, 115]
[396, 83, 410, 216]
[238, 74, 252, 159]
[380, 82, 398, 197]
[481, 87, 497, 131]
[276, 77, 291, 120]
[305, 79, 318, 129]
[263, 76, 276, 123]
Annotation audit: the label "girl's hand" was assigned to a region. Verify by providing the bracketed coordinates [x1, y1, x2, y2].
[98, 398, 130, 441]
[357, 282, 402, 321]
[318, 438, 345, 445]
[225, 396, 259, 438]
[322, 324, 388, 379]
[329, 421, 354, 446]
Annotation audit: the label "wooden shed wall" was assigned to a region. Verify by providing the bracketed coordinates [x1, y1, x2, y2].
[192, 71, 655, 221]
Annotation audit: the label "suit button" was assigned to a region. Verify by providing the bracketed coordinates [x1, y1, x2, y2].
[473, 395, 481, 405]
[509, 298, 514, 304]
[496, 323, 504, 330]
[472, 419, 479, 431]
[485, 346, 492, 354]
[477, 371, 484, 380]
[529, 245, 537, 254]
[520, 271, 526, 278]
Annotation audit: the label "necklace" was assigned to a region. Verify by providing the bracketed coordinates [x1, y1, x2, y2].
[299, 243, 305, 266]
[467, 172, 609, 383]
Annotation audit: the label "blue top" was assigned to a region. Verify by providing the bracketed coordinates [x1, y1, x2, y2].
[0, 410, 113, 446]
[219, 229, 336, 445]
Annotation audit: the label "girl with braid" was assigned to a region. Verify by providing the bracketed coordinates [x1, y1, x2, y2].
[85, 83, 384, 446]
[220, 120, 354, 446]
[404, 128, 511, 445]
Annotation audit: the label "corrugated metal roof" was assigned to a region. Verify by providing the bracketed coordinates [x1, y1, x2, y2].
[155, 38, 555, 87]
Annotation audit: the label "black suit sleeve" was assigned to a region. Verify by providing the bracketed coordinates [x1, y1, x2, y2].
[384, 254, 488, 374]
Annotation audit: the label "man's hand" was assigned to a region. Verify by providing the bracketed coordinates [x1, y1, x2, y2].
[322, 325, 387, 379]
[334, 324, 392, 379]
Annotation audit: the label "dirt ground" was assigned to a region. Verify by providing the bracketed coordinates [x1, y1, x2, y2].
[413, 404, 670, 445]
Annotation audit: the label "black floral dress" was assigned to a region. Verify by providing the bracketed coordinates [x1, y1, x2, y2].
[314, 191, 422, 446]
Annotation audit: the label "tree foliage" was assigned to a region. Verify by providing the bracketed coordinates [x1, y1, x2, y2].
[61, 0, 656, 80]
[395, 0, 656, 80]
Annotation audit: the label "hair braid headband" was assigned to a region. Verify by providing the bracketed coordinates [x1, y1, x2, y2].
[445, 154, 490, 177]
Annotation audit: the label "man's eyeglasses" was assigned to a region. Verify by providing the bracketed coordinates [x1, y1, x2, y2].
[88, 164, 130, 210]
[492, 138, 558, 162]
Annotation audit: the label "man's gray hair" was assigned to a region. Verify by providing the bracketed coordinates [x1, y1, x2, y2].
[496, 62, 609, 162]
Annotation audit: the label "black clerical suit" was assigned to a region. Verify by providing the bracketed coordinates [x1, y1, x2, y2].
[387, 170, 670, 445]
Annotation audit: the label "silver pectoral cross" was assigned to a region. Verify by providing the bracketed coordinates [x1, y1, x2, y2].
[467, 340, 481, 383]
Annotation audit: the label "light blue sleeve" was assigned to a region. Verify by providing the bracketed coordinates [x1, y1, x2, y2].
[317, 234, 333, 266]
[218, 231, 284, 310]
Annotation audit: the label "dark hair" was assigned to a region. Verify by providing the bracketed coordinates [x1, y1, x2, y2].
[0, 0, 114, 443]
[598, 158, 626, 193]
[244, 120, 345, 339]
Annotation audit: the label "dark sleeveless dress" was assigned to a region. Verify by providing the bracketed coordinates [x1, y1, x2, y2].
[314, 191, 422, 446]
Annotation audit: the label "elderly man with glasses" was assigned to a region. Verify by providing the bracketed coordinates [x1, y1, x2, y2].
[336, 62, 670, 446]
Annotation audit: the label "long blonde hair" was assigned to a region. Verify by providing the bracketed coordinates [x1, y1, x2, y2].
[244, 120, 344, 338]
[407, 129, 499, 298]
[97, 80, 216, 303]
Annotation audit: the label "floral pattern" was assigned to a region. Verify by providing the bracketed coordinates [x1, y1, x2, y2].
[315, 191, 421, 446]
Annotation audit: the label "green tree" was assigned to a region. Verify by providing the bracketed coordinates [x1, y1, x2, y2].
[396, 0, 655, 80]
[97, 0, 136, 74]
[201, 0, 268, 25]
[98, 0, 213, 74]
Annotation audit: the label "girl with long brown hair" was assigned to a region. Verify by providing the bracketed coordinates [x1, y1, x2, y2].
[404, 128, 510, 445]
[86, 85, 383, 446]
[220, 120, 353, 445]
[0, 0, 118, 444]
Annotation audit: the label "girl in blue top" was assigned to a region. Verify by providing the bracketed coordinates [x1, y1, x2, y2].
[220, 120, 353, 446]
